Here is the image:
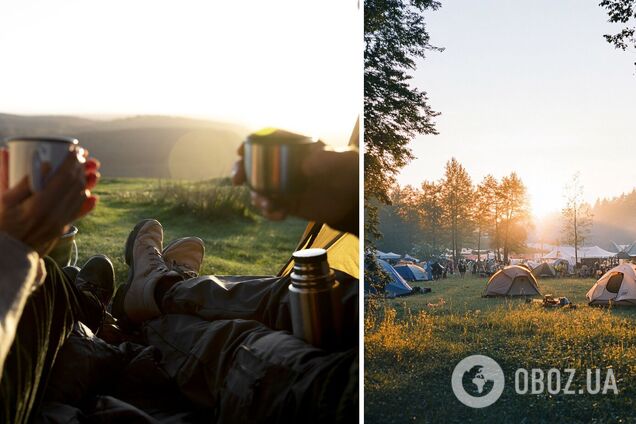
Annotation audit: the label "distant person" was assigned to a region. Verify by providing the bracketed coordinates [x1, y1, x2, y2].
[458, 261, 466, 278]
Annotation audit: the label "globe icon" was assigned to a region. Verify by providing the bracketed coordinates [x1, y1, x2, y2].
[451, 355, 505, 408]
[461, 365, 495, 397]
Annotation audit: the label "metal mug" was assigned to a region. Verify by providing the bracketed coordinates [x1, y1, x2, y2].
[243, 128, 317, 196]
[5, 136, 79, 191]
[48, 225, 79, 268]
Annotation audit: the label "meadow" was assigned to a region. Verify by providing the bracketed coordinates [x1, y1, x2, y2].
[72, 178, 307, 285]
[365, 274, 636, 423]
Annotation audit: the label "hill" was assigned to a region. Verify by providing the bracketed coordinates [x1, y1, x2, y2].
[0, 113, 248, 179]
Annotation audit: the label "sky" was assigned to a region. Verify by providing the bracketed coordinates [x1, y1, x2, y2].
[0, 0, 361, 146]
[398, 0, 636, 218]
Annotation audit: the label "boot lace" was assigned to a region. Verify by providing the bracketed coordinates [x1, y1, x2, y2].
[167, 260, 198, 279]
[143, 245, 167, 276]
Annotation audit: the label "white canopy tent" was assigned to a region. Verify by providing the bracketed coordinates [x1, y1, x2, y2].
[543, 246, 615, 266]
[378, 251, 401, 261]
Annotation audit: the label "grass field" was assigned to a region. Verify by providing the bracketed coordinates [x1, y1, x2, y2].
[365, 274, 636, 423]
[71, 178, 307, 286]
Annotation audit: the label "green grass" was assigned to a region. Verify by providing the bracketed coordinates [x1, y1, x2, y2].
[72, 178, 307, 285]
[365, 274, 636, 423]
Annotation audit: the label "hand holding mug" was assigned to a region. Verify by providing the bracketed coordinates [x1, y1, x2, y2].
[232, 129, 358, 234]
[0, 142, 100, 255]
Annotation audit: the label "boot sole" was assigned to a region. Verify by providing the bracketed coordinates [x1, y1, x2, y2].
[111, 219, 158, 325]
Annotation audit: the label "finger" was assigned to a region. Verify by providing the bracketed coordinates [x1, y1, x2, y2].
[55, 186, 88, 223]
[47, 152, 85, 192]
[250, 191, 264, 208]
[40, 161, 52, 180]
[259, 197, 288, 220]
[76, 195, 98, 219]
[0, 148, 8, 193]
[1, 176, 31, 207]
[262, 208, 287, 221]
[231, 160, 246, 186]
[85, 157, 100, 172]
[85, 171, 100, 190]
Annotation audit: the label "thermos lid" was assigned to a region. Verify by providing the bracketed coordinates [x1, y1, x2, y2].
[292, 248, 328, 264]
[246, 128, 316, 145]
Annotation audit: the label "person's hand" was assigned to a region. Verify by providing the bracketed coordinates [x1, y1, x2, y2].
[232, 143, 358, 233]
[0, 145, 101, 255]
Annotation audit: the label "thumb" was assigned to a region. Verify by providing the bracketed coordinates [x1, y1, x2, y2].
[1, 176, 31, 207]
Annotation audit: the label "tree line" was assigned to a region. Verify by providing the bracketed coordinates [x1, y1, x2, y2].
[376, 158, 531, 266]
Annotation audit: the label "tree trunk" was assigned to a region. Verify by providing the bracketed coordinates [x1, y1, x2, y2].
[477, 226, 481, 262]
[574, 206, 578, 266]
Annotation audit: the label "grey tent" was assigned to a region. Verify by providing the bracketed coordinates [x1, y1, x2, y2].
[532, 262, 556, 278]
[587, 263, 636, 306]
[484, 265, 542, 297]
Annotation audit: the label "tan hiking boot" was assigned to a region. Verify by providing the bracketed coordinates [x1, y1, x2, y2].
[163, 236, 205, 278]
[112, 219, 180, 324]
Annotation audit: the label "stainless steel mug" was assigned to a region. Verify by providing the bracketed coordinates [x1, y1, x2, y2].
[5, 136, 79, 191]
[289, 248, 343, 350]
[243, 128, 317, 196]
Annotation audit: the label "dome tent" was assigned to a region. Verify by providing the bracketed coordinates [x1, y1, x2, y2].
[532, 262, 556, 278]
[395, 264, 430, 281]
[587, 263, 636, 306]
[364, 258, 413, 297]
[483, 265, 542, 297]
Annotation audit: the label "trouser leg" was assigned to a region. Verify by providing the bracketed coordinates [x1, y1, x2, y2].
[160, 271, 358, 340]
[0, 257, 103, 423]
[144, 315, 358, 423]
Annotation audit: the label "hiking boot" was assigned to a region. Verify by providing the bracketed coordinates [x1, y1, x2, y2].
[163, 236, 205, 278]
[76, 255, 116, 306]
[111, 219, 180, 324]
[62, 265, 81, 283]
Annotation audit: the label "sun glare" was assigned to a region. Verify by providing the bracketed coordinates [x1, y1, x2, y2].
[0, 0, 362, 145]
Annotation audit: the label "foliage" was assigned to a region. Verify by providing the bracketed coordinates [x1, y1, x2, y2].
[364, 0, 442, 242]
[600, 0, 636, 66]
[374, 158, 531, 262]
[474, 174, 499, 259]
[440, 158, 474, 266]
[498, 172, 531, 263]
[562, 173, 594, 264]
[366, 275, 636, 423]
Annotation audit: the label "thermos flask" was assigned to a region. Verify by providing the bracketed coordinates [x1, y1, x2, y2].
[289, 248, 343, 350]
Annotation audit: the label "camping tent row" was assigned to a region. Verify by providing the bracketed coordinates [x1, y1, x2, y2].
[543, 246, 615, 267]
[483, 263, 636, 306]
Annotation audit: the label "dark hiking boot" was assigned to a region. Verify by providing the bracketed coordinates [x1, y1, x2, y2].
[76, 255, 116, 306]
[62, 265, 81, 283]
[163, 236, 205, 278]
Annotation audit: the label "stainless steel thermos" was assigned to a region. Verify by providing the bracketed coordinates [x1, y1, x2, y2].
[289, 248, 343, 350]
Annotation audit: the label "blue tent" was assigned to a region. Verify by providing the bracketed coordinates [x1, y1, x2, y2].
[365, 259, 413, 297]
[395, 264, 430, 281]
